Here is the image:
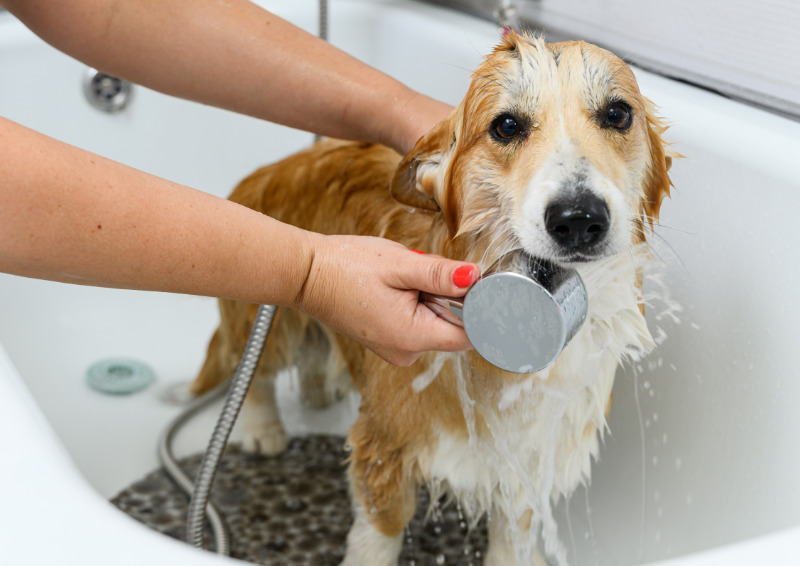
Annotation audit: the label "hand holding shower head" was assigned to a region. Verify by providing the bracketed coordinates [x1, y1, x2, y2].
[421, 252, 588, 373]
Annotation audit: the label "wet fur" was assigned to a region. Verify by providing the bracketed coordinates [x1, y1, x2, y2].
[191, 35, 675, 565]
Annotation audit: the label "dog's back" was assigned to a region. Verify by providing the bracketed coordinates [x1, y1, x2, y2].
[191, 139, 429, 395]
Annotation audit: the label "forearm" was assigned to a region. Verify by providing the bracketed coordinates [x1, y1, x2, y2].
[3, 0, 449, 154]
[0, 116, 312, 305]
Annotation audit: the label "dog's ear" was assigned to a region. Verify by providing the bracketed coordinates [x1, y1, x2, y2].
[390, 112, 457, 213]
[641, 99, 679, 229]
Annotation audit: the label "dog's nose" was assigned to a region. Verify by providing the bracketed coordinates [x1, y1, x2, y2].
[545, 195, 610, 250]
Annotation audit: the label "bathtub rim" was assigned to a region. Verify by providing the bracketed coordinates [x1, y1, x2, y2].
[0, 342, 231, 564]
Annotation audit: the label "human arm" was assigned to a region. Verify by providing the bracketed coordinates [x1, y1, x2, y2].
[0, 117, 477, 365]
[1, 0, 451, 155]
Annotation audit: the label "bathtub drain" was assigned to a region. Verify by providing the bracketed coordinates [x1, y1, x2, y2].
[87, 358, 155, 395]
[83, 68, 133, 113]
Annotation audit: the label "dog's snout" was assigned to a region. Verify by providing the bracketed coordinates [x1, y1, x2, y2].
[545, 195, 610, 251]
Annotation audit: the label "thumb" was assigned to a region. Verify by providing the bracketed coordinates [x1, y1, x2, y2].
[400, 250, 480, 297]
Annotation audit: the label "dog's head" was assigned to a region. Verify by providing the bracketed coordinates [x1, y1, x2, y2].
[391, 34, 675, 268]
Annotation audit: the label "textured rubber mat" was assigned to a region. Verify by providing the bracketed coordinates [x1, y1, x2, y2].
[111, 435, 488, 565]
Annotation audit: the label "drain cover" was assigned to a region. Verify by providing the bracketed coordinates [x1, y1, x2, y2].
[86, 358, 155, 395]
[83, 68, 133, 113]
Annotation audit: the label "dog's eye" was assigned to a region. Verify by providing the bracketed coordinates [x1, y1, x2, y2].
[491, 115, 523, 141]
[603, 102, 633, 130]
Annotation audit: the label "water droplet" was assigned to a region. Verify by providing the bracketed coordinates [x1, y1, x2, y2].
[370, 506, 378, 515]
[435, 553, 446, 565]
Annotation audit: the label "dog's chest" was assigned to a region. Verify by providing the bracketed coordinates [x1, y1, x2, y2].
[416, 256, 653, 517]
[420, 352, 618, 519]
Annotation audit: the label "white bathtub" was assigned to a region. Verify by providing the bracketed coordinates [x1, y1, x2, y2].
[1, 1, 799, 564]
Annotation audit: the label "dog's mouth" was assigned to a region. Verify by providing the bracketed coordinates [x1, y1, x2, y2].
[542, 239, 615, 267]
[554, 251, 605, 265]
[484, 250, 562, 280]
[484, 238, 612, 276]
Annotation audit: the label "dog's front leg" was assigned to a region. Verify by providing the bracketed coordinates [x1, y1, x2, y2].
[341, 502, 404, 566]
[342, 426, 417, 566]
[485, 509, 549, 566]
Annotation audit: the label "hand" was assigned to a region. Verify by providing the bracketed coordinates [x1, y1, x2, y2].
[294, 234, 480, 366]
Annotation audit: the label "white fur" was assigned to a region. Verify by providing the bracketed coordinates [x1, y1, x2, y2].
[341, 506, 403, 566]
[413, 246, 654, 564]
[518, 140, 631, 264]
[240, 377, 289, 455]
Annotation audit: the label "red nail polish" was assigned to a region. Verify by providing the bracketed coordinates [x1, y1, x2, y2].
[453, 265, 474, 288]
[410, 249, 426, 254]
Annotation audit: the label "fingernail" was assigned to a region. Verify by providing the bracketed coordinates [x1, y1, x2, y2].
[452, 265, 475, 288]
[410, 249, 426, 254]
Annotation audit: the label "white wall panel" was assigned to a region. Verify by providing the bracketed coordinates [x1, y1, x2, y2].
[517, 0, 800, 116]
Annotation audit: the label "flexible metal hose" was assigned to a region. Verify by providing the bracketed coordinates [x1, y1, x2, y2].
[185, 304, 277, 551]
[319, 0, 329, 42]
[158, 304, 277, 555]
[157, 380, 231, 554]
[314, 0, 329, 144]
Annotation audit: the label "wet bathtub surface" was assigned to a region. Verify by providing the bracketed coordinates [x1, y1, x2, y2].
[112, 435, 488, 566]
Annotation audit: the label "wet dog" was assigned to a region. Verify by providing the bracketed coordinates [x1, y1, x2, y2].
[191, 34, 675, 565]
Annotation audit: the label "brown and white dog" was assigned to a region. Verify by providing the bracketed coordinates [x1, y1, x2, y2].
[191, 34, 675, 565]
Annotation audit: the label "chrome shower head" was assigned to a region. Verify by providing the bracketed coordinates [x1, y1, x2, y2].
[422, 252, 588, 373]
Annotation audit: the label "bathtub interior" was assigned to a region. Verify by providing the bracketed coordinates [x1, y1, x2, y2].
[2, 1, 800, 565]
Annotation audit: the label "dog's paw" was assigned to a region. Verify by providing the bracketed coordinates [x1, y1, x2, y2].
[241, 424, 289, 456]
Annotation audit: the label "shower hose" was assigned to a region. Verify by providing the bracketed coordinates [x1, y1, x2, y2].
[158, 304, 277, 555]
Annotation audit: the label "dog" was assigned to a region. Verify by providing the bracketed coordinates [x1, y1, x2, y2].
[191, 33, 675, 565]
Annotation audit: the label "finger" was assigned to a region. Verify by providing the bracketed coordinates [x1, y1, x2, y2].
[397, 250, 480, 297]
[411, 298, 473, 351]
